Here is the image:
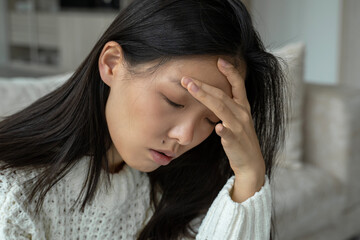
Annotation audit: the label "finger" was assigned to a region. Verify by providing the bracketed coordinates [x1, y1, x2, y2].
[215, 123, 244, 150]
[182, 76, 239, 111]
[182, 76, 251, 124]
[217, 58, 249, 109]
[181, 77, 237, 129]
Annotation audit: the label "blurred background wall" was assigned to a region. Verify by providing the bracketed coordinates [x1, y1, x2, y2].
[0, 0, 358, 88]
[0, 0, 125, 77]
[251, 0, 342, 85]
[0, 0, 8, 66]
[339, 0, 360, 89]
[250, 0, 359, 89]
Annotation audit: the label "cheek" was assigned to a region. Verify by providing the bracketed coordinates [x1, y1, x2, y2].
[198, 126, 215, 143]
[105, 92, 128, 145]
[129, 92, 171, 138]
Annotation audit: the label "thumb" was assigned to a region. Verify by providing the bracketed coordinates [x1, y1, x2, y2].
[215, 122, 231, 140]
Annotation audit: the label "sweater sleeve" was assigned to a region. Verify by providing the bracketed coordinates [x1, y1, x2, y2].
[195, 175, 272, 240]
[0, 183, 45, 240]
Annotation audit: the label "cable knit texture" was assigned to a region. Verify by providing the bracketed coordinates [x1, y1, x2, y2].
[0, 157, 271, 240]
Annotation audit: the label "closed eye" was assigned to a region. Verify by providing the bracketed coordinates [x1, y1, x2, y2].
[163, 95, 218, 125]
[164, 96, 184, 108]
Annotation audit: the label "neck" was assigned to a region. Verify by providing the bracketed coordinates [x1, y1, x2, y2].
[104, 145, 125, 173]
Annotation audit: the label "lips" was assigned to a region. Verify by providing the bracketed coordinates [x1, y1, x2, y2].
[155, 149, 176, 158]
[150, 149, 175, 166]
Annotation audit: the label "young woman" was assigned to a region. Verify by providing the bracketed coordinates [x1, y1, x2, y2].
[0, 0, 286, 239]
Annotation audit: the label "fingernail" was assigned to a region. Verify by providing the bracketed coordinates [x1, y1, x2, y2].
[219, 58, 231, 68]
[189, 82, 199, 92]
[182, 77, 192, 86]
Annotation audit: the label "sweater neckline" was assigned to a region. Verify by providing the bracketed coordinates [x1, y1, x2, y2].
[65, 156, 147, 209]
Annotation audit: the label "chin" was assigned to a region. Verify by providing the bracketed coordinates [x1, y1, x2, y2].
[125, 160, 160, 173]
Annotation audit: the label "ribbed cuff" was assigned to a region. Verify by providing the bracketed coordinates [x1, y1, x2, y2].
[196, 175, 271, 240]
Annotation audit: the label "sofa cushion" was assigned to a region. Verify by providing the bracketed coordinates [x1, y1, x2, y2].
[272, 164, 345, 240]
[304, 84, 360, 209]
[0, 73, 71, 119]
[272, 42, 305, 169]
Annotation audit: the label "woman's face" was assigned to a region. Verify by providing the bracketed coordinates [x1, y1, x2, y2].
[105, 56, 233, 172]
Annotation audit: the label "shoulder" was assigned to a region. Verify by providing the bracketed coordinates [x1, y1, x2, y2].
[0, 158, 88, 205]
[0, 167, 37, 196]
[0, 167, 40, 209]
[0, 168, 47, 239]
[0, 168, 35, 218]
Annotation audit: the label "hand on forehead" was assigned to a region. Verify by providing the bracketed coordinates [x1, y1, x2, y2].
[169, 56, 239, 98]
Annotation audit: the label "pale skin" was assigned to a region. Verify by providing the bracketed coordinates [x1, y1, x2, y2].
[99, 41, 265, 203]
[181, 59, 265, 202]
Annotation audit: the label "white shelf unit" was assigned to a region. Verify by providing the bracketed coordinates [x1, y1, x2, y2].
[5, 0, 119, 74]
[57, 11, 117, 71]
[9, 12, 60, 71]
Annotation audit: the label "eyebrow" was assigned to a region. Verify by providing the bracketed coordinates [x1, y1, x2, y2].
[168, 78, 220, 121]
[169, 78, 204, 106]
[169, 78, 187, 92]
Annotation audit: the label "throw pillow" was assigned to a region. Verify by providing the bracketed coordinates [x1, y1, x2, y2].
[0, 73, 71, 119]
[271, 42, 306, 169]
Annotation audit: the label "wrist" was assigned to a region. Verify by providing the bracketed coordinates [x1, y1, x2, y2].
[231, 171, 266, 203]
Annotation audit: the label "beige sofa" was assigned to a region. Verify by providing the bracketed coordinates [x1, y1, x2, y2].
[0, 74, 360, 240]
[273, 83, 360, 240]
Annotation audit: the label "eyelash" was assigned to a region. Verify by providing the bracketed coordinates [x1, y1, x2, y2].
[165, 97, 184, 109]
[164, 96, 218, 126]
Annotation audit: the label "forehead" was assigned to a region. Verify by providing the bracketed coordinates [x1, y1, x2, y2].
[159, 56, 234, 97]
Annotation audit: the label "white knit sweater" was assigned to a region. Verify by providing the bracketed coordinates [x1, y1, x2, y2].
[0, 157, 272, 240]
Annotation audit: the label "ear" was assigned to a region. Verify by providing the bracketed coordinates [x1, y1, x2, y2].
[98, 41, 124, 87]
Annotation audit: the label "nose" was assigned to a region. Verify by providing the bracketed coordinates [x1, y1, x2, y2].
[167, 120, 195, 146]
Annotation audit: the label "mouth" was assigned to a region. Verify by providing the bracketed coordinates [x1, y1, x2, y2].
[157, 150, 176, 158]
[150, 149, 175, 166]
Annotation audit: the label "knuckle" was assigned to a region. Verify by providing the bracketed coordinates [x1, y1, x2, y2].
[197, 89, 206, 98]
[234, 124, 244, 135]
[237, 106, 252, 123]
[242, 112, 251, 123]
[218, 91, 227, 101]
[214, 90, 227, 101]
[215, 102, 226, 113]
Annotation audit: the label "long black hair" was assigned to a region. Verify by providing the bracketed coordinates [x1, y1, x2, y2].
[0, 0, 286, 239]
